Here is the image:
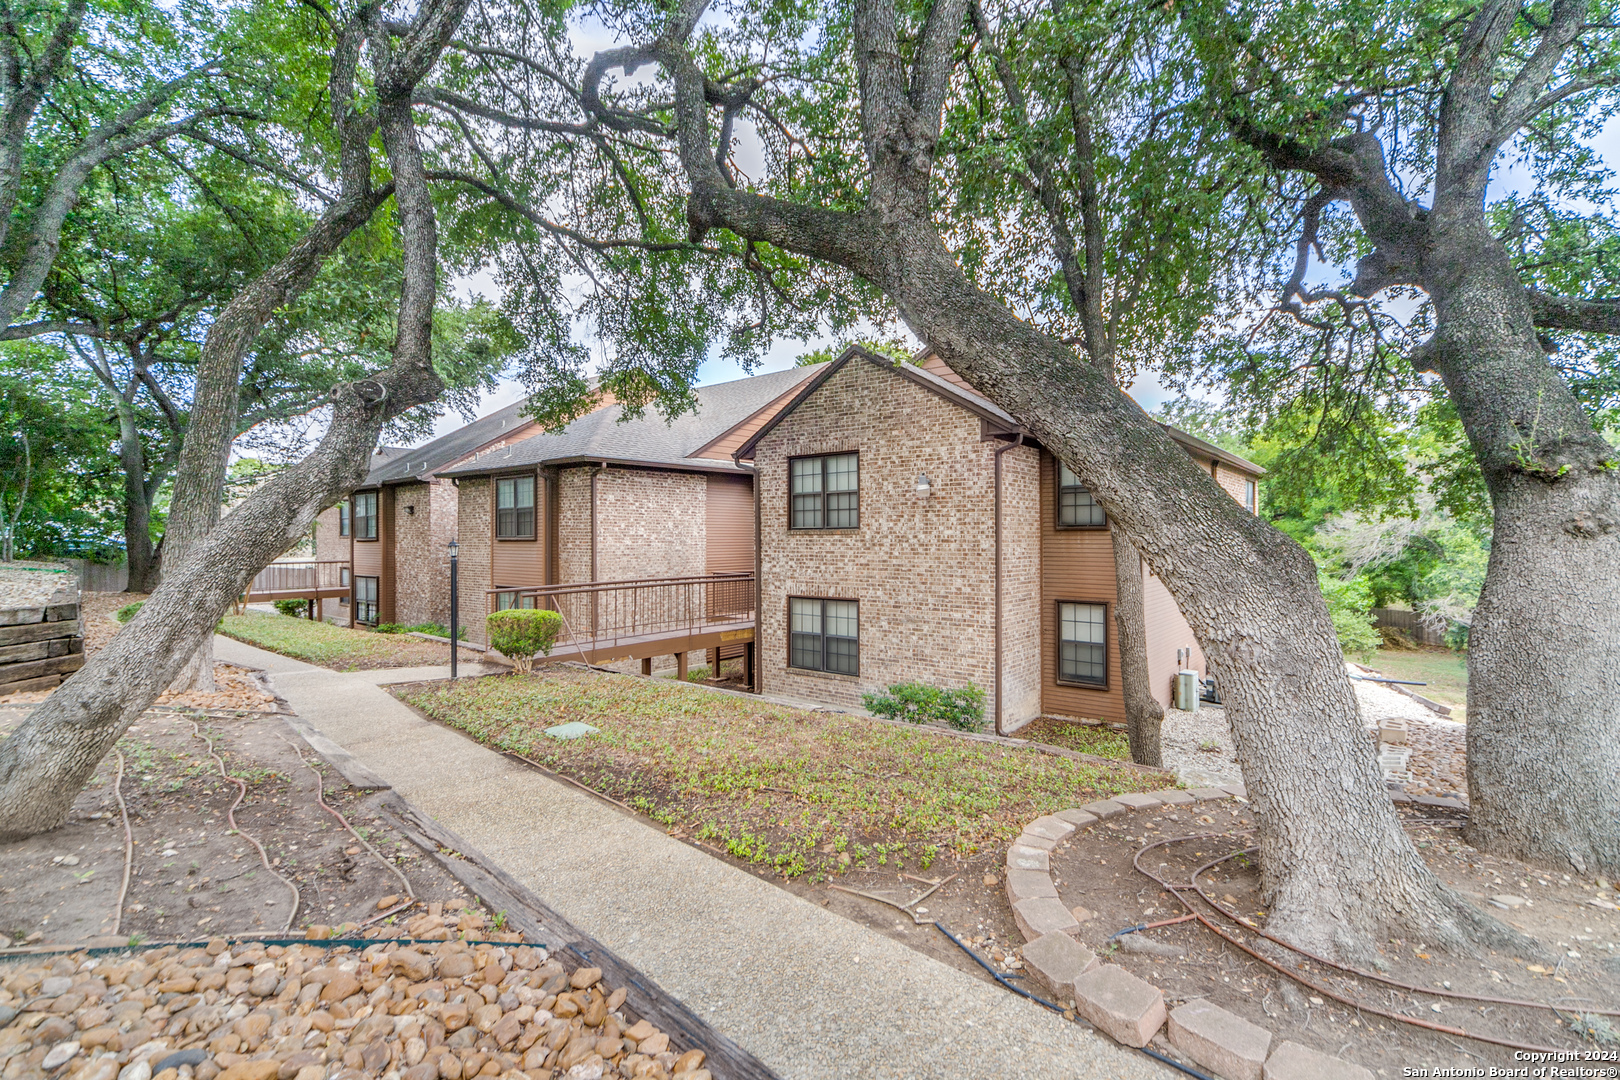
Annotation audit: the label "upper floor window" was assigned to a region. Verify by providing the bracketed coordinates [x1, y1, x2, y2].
[353, 491, 378, 540]
[1058, 601, 1108, 687]
[789, 597, 859, 675]
[339, 501, 351, 537]
[496, 475, 536, 539]
[1056, 462, 1106, 528]
[1244, 479, 1257, 514]
[790, 453, 859, 529]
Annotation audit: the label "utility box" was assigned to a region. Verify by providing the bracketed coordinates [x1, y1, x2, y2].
[1174, 669, 1201, 712]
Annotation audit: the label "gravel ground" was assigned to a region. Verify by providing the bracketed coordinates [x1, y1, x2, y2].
[1160, 665, 1467, 797]
[0, 562, 76, 609]
[0, 938, 715, 1080]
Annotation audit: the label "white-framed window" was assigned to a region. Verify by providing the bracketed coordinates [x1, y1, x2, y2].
[1244, 479, 1257, 514]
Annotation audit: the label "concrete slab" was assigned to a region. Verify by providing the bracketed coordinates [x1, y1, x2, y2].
[1071, 965, 1167, 1049]
[1020, 933, 1098, 999]
[231, 637, 1171, 1080]
[1153, 790, 1196, 806]
[1112, 793, 1163, 809]
[1054, 808, 1098, 827]
[1079, 799, 1126, 818]
[1006, 845, 1050, 872]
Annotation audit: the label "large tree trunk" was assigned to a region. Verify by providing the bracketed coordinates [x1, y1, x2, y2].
[1421, 231, 1620, 876]
[1110, 522, 1163, 767]
[0, 382, 415, 837]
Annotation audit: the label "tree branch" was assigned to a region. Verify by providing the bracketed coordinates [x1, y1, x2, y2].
[1527, 288, 1620, 334]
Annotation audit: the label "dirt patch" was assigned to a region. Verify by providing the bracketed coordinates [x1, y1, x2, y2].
[0, 704, 498, 950]
[1045, 799, 1620, 1074]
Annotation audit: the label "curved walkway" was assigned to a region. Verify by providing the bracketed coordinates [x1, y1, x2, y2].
[213, 635, 1170, 1080]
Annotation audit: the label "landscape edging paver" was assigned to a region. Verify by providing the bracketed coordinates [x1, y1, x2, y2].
[1007, 782, 1379, 1078]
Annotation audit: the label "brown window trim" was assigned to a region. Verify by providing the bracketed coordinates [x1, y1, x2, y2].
[354, 575, 380, 625]
[786, 595, 860, 676]
[493, 472, 538, 541]
[787, 452, 860, 530]
[1053, 459, 1108, 530]
[352, 490, 379, 541]
[1053, 598, 1110, 690]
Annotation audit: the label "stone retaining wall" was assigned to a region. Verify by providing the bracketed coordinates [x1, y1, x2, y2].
[0, 585, 84, 695]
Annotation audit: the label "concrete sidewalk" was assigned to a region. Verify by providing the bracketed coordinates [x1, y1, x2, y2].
[215, 636, 1169, 1080]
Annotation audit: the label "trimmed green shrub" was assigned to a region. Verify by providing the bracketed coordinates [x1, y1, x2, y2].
[863, 682, 987, 732]
[273, 598, 309, 617]
[486, 609, 563, 673]
[115, 601, 144, 624]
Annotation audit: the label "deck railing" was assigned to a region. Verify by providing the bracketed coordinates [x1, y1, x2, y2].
[491, 572, 754, 655]
[248, 559, 350, 597]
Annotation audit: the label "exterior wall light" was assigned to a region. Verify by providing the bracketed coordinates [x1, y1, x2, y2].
[916, 472, 933, 497]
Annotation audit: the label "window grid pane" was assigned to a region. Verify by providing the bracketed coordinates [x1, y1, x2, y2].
[789, 454, 858, 529]
[788, 598, 858, 674]
[1057, 463, 1105, 527]
[1058, 602, 1107, 684]
[790, 599, 821, 635]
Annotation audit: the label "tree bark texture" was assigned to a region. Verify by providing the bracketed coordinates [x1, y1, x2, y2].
[1422, 231, 1620, 876]
[112, 394, 160, 594]
[649, 0, 1506, 960]
[0, 0, 467, 836]
[1110, 523, 1163, 767]
[1228, 0, 1620, 874]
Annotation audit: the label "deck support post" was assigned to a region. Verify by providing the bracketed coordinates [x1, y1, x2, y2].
[676, 652, 688, 681]
[744, 642, 755, 693]
[641, 657, 653, 677]
[707, 647, 718, 675]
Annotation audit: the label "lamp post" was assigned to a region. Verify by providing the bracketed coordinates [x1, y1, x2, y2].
[448, 539, 459, 679]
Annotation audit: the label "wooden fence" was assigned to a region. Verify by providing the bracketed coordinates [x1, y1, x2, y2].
[1370, 607, 1448, 647]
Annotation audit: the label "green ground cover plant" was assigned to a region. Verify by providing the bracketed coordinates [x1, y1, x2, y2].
[396, 668, 1160, 881]
[1013, 716, 1132, 760]
[1367, 648, 1469, 712]
[862, 681, 986, 731]
[219, 612, 478, 671]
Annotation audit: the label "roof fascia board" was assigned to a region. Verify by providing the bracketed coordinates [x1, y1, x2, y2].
[1160, 423, 1267, 477]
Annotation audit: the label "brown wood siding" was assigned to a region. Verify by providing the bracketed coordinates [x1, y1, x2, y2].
[690, 382, 814, 461]
[490, 468, 548, 589]
[379, 486, 398, 625]
[1039, 450, 1126, 722]
[706, 473, 755, 661]
[705, 474, 754, 574]
[919, 354, 973, 391]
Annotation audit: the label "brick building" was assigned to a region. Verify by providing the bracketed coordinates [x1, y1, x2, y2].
[734, 347, 1264, 733]
[437, 366, 820, 657]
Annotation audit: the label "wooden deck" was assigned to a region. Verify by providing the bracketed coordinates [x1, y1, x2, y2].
[550, 619, 756, 665]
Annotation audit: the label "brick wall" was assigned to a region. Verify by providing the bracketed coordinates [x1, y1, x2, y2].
[1000, 444, 1043, 729]
[754, 357, 1040, 723]
[390, 480, 457, 627]
[1213, 463, 1258, 511]
[456, 478, 493, 645]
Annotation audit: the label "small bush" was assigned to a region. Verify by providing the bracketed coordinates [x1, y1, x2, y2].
[486, 609, 563, 673]
[863, 682, 986, 732]
[115, 601, 144, 624]
[273, 598, 309, 617]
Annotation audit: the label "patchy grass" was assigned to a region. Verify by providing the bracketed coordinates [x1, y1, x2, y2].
[220, 612, 481, 671]
[395, 668, 1162, 882]
[1014, 716, 1131, 759]
[1367, 647, 1469, 709]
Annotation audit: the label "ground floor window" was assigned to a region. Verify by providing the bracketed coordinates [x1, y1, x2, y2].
[339, 567, 350, 605]
[355, 576, 379, 625]
[789, 597, 858, 675]
[494, 590, 537, 610]
[1058, 601, 1107, 687]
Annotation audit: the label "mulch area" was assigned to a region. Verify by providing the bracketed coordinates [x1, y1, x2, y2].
[1043, 798, 1620, 1075]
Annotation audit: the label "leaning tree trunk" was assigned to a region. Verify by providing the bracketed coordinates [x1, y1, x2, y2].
[0, 380, 423, 837]
[1110, 522, 1164, 767]
[1422, 232, 1620, 876]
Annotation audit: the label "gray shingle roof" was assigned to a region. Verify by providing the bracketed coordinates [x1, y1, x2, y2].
[361, 398, 537, 486]
[439, 365, 822, 478]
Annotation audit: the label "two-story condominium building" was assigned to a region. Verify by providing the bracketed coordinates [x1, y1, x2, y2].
[734, 346, 1264, 733]
[439, 365, 821, 662]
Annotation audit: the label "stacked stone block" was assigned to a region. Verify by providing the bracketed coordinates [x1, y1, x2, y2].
[0, 586, 83, 695]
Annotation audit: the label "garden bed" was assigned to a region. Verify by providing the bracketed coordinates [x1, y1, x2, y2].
[219, 614, 484, 672]
[1044, 797, 1620, 1075]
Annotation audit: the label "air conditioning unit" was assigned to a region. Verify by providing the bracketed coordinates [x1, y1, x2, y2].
[1174, 669, 1201, 712]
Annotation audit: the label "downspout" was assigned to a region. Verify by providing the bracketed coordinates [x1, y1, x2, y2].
[992, 433, 1025, 736]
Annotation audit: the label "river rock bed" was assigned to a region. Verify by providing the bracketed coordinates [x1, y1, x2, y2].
[0, 939, 712, 1080]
